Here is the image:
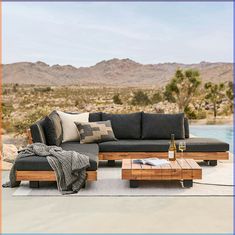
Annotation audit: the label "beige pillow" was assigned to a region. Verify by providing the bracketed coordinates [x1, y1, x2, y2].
[57, 111, 89, 142]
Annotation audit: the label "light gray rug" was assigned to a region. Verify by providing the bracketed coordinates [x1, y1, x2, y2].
[13, 162, 234, 196]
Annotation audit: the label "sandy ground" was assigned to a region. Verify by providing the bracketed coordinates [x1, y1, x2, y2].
[1, 171, 233, 234]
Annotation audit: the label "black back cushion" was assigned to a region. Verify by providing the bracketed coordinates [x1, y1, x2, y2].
[142, 113, 185, 139]
[102, 112, 142, 139]
[30, 118, 47, 144]
[89, 112, 102, 122]
[184, 117, 190, 138]
[44, 111, 63, 146]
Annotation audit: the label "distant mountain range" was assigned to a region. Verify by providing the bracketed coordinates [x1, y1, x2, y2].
[3, 58, 233, 87]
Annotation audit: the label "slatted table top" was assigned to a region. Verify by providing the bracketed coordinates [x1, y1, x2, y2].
[122, 158, 202, 180]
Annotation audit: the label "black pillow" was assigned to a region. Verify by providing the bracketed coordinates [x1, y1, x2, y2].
[101, 112, 142, 139]
[89, 112, 102, 122]
[44, 111, 63, 146]
[142, 113, 185, 140]
[184, 117, 190, 138]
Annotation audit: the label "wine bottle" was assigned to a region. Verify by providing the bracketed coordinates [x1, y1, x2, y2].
[168, 134, 176, 161]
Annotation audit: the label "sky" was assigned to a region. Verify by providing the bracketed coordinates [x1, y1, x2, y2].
[2, 2, 233, 67]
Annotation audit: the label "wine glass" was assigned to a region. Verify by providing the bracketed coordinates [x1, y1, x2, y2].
[179, 141, 186, 161]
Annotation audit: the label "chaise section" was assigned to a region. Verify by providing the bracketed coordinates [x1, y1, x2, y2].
[98, 138, 229, 152]
[15, 142, 99, 188]
[15, 142, 99, 171]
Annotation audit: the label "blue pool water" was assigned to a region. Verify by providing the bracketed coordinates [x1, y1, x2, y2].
[190, 125, 233, 152]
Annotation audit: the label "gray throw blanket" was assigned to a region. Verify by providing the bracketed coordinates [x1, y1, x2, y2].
[3, 143, 90, 194]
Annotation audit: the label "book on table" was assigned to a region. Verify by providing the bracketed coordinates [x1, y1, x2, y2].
[133, 158, 169, 166]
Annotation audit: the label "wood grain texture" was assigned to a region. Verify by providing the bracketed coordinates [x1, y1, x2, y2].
[99, 151, 229, 160]
[27, 128, 33, 144]
[16, 170, 97, 181]
[122, 159, 202, 181]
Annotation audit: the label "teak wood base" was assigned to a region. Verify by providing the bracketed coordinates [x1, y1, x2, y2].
[99, 151, 229, 161]
[16, 170, 97, 183]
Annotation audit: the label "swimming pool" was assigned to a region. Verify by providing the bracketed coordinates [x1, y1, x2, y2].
[190, 125, 233, 153]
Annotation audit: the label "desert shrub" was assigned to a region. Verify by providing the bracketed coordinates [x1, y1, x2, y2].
[196, 110, 207, 119]
[14, 107, 50, 134]
[75, 100, 79, 107]
[113, 94, 123, 105]
[185, 106, 206, 119]
[13, 83, 19, 92]
[2, 119, 15, 133]
[219, 105, 232, 116]
[184, 106, 197, 119]
[151, 91, 163, 104]
[34, 87, 52, 92]
[2, 102, 14, 117]
[3, 87, 11, 95]
[131, 90, 151, 106]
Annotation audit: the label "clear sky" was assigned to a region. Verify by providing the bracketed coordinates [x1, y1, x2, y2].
[2, 2, 233, 67]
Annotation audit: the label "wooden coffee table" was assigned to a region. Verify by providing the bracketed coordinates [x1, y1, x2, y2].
[122, 159, 202, 188]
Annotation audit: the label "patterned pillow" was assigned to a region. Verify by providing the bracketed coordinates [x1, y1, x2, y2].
[75, 121, 117, 144]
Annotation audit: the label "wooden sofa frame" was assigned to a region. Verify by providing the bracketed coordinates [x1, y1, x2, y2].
[16, 170, 97, 188]
[21, 129, 229, 187]
[100, 152, 229, 167]
[99, 152, 229, 161]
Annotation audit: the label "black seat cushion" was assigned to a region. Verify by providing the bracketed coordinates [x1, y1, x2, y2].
[142, 113, 185, 139]
[15, 142, 99, 171]
[101, 112, 142, 139]
[98, 138, 229, 152]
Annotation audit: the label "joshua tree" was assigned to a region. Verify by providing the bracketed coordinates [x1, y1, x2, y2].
[226, 81, 234, 113]
[113, 93, 123, 105]
[204, 82, 225, 118]
[164, 69, 201, 112]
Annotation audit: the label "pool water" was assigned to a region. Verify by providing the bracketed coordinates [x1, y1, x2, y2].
[190, 125, 233, 153]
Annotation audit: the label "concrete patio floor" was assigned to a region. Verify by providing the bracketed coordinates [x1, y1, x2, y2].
[1, 170, 233, 234]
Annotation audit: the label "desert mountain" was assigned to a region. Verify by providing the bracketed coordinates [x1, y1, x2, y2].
[3, 58, 233, 87]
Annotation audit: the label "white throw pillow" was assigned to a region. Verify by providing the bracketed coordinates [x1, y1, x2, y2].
[57, 111, 89, 142]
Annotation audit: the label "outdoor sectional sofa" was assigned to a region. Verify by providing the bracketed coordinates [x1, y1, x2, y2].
[15, 112, 230, 188]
